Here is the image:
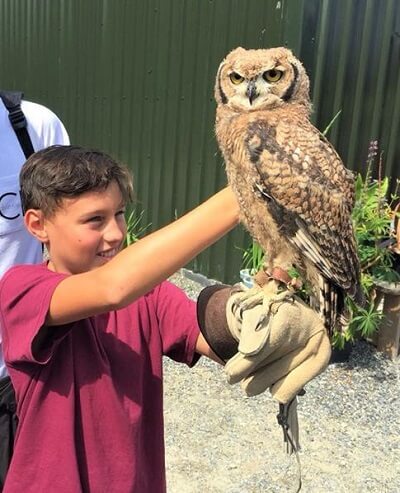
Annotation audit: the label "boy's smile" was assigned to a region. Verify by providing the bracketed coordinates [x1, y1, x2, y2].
[42, 181, 127, 275]
[97, 247, 120, 259]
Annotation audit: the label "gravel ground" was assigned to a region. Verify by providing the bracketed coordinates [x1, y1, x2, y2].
[163, 270, 400, 493]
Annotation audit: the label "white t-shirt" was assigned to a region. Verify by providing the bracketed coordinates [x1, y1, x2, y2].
[0, 99, 69, 377]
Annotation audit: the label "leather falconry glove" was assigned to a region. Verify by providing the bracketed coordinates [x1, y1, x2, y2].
[197, 280, 331, 456]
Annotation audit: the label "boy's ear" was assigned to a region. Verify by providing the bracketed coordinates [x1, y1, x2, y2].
[24, 209, 49, 243]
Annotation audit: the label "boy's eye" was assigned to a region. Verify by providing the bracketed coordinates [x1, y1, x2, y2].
[116, 209, 126, 217]
[87, 216, 103, 223]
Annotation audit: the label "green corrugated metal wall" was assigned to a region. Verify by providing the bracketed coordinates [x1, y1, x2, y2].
[1, 0, 399, 282]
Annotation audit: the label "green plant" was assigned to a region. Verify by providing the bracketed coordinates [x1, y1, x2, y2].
[124, 209, 151, 247]
[346, 142, 400, 342]
[241, 240, 264, 273]
[348, 302, 384, 338]
[322, 109, 342, 137]
[353, 153, 400, 284]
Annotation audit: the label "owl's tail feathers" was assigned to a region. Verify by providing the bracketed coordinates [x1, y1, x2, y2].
[319, 277, 366, 338]
[318, 277, 335, 336]
[352, 283, 366, 308]
[318, 277, 352, 337]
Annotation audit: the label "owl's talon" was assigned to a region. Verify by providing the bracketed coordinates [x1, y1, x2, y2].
[236, 291, 265, 311]
[255, 313, 271, 331]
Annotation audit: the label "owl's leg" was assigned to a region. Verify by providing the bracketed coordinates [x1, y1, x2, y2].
[261, 278, 281, 297]
[232, 268, 294, 318]
[255, 264, 300, 296]
[233, 284, 266, 311]
[230, 279, 296, 335]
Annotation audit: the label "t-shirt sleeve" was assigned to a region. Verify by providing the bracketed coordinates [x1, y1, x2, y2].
[22, 101, 70, 148]
[153, 281, 201, 367]
[40, 109, 70, 147]
[0, 265, 69, 366]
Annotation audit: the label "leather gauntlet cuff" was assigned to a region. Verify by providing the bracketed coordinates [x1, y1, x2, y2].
[196, 284, 239, 363]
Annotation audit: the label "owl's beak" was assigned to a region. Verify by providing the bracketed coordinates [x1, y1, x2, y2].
[246, 81, 258, 105]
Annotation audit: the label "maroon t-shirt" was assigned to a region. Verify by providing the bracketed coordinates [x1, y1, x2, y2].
[0, 264, 200, 492]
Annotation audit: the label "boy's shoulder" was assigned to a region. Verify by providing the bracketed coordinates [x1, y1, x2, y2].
[1, 262, 48, 281]
[0, 263, 66, 300]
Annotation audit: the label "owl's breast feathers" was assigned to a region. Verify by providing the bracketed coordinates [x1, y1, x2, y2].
[216, 107, 362, 301]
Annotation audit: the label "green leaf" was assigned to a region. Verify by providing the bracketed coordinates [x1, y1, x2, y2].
[241, 240, 265, 273]
[322, 109, 342, 136]
[124, 209, 151, 247]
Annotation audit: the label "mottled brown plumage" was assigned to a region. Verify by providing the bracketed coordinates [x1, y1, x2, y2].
[215, 47, 363, 334]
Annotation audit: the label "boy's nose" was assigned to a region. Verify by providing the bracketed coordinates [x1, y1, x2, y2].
[104, 218, 125, 244]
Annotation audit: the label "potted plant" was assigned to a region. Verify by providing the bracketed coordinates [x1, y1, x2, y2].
[349, 142, 400, 358]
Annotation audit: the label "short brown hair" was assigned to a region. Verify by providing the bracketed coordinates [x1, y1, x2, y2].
[20, 145, 134, 216]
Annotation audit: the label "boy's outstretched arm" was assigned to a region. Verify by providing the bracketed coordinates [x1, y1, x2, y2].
[46, 187, 239, 325]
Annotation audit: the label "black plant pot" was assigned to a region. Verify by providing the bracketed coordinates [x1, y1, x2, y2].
[329, 341, 353, 364]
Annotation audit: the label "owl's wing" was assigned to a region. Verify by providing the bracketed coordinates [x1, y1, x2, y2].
[246, 121, 360, 295]
[255, 180, 358, 293]
[318, 131, 356, 209]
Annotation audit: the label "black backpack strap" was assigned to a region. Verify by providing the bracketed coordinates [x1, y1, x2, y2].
[0, 90, 35, 159]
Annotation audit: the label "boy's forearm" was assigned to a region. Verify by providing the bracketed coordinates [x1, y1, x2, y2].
[195, 333, 224, 365]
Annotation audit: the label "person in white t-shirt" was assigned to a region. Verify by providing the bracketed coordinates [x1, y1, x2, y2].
[0, 96, 69, 487]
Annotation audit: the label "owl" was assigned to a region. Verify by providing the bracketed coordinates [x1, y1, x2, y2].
[215, 47, 364, 335]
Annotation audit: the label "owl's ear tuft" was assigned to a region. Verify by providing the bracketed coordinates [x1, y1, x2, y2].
[227, 46, 247, 58]
[282, 47, 294, 57]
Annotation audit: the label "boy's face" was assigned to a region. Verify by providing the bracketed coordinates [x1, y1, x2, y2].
[43, 181, 127, 275]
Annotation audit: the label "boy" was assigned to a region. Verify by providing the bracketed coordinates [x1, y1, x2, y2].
[0, 145, 239, 492]
[0, 145, 330, 492]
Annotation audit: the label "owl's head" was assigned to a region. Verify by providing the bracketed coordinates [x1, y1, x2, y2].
[215, 47, 311, 112]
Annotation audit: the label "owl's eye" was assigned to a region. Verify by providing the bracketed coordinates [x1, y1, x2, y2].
[229, 72, 244, 85]
[263, 69, 283, 83]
